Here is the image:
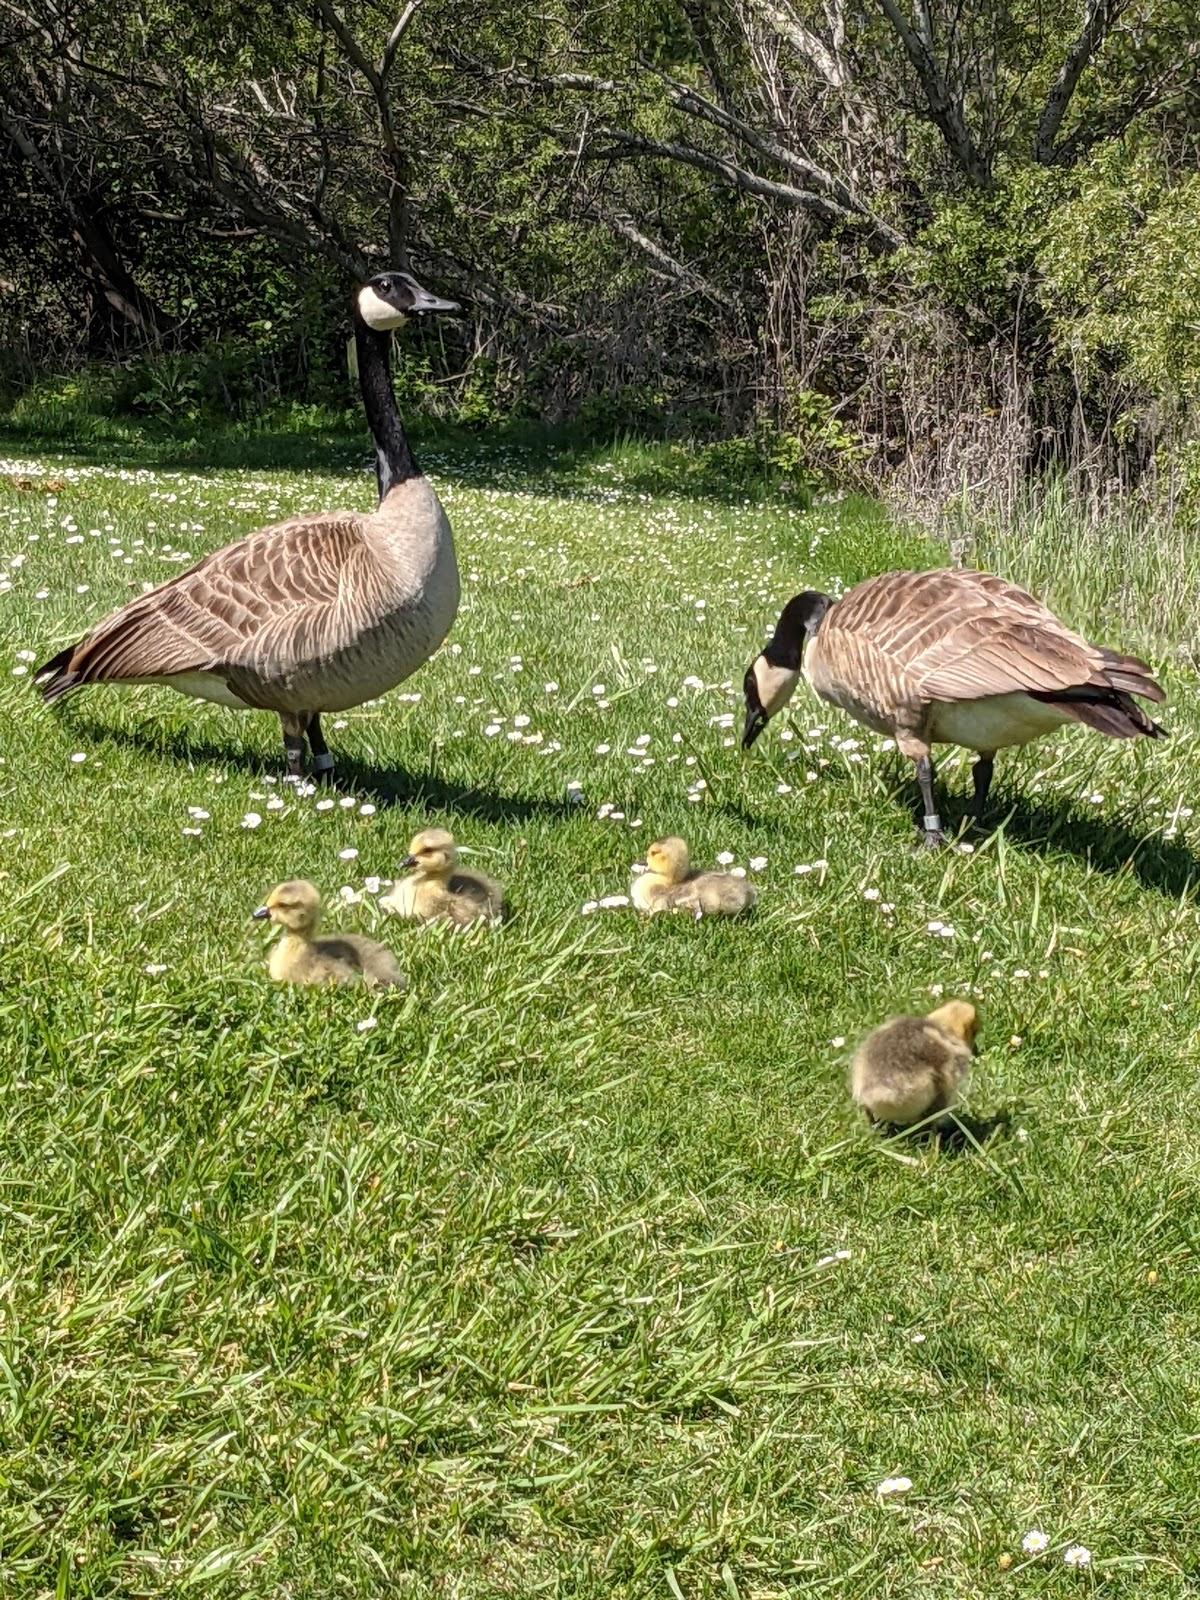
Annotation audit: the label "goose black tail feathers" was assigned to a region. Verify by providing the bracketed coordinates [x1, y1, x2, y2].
[1029, 684, 1167, 740]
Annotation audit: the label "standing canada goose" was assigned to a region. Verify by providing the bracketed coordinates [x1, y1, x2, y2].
[380, 827, 506, 926]
[630, 836, 756, 918]
[35, 271, 461, 781]
[742, 569, 1166, 847]
[253, 880, 405, 987]
[850, 999, 978, 1129]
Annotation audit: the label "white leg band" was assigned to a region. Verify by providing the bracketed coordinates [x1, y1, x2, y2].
[313, 752, 335, 772]
[924, 814, 942, 832]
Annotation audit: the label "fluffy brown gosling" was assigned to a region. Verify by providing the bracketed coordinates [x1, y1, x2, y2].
[630, 836, 756, 919]
[254, 880, 406, 987]
[380, 828, 505, 927]
[850, 1000, 978, 1129]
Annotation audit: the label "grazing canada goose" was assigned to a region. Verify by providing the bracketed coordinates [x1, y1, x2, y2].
[850, 1000, 978, 1129]
[630, 835, 756, 919]
[253, 880, 405, 987]
[380, 827, 505, 926]
[743, 569, 1166, 847]
[35, 271, 461, 781]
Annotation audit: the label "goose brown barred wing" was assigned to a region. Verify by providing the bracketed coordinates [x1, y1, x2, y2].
[51, 513, 372, 690]
[832, 567, 1161, 704]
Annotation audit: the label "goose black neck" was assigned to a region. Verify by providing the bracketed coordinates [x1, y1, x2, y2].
[355, 320, 419, 499]
[767, 590, 831, 666]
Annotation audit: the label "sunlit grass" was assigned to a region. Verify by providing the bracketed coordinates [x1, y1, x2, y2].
[2, 430, 1199, 1597]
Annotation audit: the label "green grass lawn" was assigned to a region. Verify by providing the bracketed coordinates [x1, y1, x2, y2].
[2, 428, 1200, 1598]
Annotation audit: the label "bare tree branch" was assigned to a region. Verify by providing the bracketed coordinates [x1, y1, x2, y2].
[1035, 0, 1127, 163]
[588, 125, 897, 250]
[313, 0, 414, 265]
[380, 0, 422, 84]
[602, 210, 723, 298]
[875, 0, 991, 187]
[652, 69, 905, 250]
[744, 0, 850, 89]
[1051, 57, 1196, 167]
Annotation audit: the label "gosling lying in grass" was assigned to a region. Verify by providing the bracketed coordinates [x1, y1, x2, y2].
[380, 828, 505, 927]
[630, 835, 756, 919]
[850, 1000, 977, 1129]
[254, 880, 406, 988]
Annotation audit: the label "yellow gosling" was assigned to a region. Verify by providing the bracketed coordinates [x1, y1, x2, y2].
[254, 880, 405, 988]
[380, 828, 505, 927]
[850, 999, 978, 1129]
[630, 835, 756, 919]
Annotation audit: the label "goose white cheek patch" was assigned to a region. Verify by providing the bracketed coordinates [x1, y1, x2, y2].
[357, 286, 408, 330]
[754, 657, 800, 717]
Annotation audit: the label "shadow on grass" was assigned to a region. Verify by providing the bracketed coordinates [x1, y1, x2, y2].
[976, 793, 1200, 900]
[69, 714, 573, 825]
[0, 416, 832, 512]
[906, 1110, 1014, 1154]
[873, 759, 1200, 900]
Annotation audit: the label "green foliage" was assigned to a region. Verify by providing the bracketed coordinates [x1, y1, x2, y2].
[4, 0, 1200, 492]
[1037, 145, 1200, 408]
[575, 384, 671, 440]
[690, 400, 865, 499]
[126, 354, 203, 422]
[907, 169, 1065, 325]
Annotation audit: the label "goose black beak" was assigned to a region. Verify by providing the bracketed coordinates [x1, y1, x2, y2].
[400, 854, 418, 870]
[410, 288, 460, 314]
[742, 706, 768, 749]
[252, 906, 270, 921]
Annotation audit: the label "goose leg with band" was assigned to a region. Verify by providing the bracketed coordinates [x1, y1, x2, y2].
[307, 713, 335, 780]
[915, 755, 944, 849]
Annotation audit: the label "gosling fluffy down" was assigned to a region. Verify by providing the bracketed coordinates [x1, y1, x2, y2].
[254, 880, 406, 988]
[380, 828, 505, 927]
[850, 1000, 978, 1128]
[630, 836, 756, 919]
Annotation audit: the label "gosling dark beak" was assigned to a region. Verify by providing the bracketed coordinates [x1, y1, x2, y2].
[400, 854, 418, 870]
[410, 286, 460, 314]
[252, 906, 270, 921]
